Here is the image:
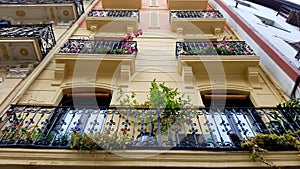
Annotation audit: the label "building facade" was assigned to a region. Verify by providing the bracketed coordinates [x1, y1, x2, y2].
[0, 0, 299, 168]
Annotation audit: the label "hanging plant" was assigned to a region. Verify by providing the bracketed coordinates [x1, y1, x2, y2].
[241, 130, 300, 169]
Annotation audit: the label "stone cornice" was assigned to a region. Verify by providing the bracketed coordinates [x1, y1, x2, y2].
[0, 149, 299, 169]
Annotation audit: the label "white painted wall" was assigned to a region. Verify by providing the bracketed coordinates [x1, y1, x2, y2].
[210, 0, 300, 98]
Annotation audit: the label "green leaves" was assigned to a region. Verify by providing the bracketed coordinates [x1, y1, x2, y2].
[116, 86, 139, 107]
[116, 79, 192, 109]
[70, 131, 130, 151]
[241, 130, 300, 168]
[277, 98, 300, 108]
[148, 79, 192, 110]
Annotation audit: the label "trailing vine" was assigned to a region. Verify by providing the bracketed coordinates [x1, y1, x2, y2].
[241, 98, 300, 168]
[241, 130, 300, 169]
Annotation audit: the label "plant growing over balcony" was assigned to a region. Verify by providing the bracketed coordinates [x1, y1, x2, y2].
[275, 98, 300, 133]
[0, 120, 40, 143]
[146, 79, 192, 134]
[241, 98, 300, 168]
[70, 130, 131, 151]
[111, 29, 143, 55]
[59, 29, 142, 55]
[277, 97, 300, 108]
[115, 79, 192, 135]
[241, 130, 300, 169]
[176, 36, 255, 56]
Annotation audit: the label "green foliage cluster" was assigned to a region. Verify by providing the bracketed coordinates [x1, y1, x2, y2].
[0, 118, 40, 142]
[242, 129, 300, 168]
[188, 47, 217, 55]
[216, 47, 236, 55]
[148, 79, 192, 110]
[70, 131, 131, 151]
[116, 86, 139, 107]
[277, 98, 300, 108]
[70, 79, 193, 151]
[1, 125, 39, 141]
[240, 98, 300, 168]
[116, 79, 192, 109]
[116, 79, 192, 134]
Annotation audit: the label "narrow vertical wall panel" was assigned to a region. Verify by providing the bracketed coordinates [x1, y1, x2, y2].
[149, 11, 160, 28]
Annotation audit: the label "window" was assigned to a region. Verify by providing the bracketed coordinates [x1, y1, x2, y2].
[201, 94, 254, 108]
[59, 92, 112, 108]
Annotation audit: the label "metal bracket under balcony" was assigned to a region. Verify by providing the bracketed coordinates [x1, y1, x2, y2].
[0, 24, 56, 62]
[0, 106, 299, 150]
[85, 10, 140, 36]
[0, 0, 84, 24]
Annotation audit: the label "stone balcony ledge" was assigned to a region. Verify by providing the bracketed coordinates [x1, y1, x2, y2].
[85, 10, 139, 33]
[0, 0, 84, 24]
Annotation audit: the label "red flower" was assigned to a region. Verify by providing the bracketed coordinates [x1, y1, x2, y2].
[222, 36, 227, 42]
[121, 43, 127, 49]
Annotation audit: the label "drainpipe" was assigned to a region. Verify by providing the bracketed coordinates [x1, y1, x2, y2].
[290, 75, 300, 99]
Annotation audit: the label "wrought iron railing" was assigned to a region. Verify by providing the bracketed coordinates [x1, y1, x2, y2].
[58, 39, 138, 56]
[0, 24, 56, 57]
[0, 0, 84, 17]
[170, 10, 224, 19]
[88, 10, 140, 22]
[0, 106, 299, 150]
[176, 41, 256, 57]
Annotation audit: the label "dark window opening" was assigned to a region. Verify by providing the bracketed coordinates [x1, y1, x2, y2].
[59, 93, 112, 108]
[202, 94, 254, 108]
[285, 40, 300, 51]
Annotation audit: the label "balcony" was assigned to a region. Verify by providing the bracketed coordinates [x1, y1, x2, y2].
[85, 10, 140, 34]
[0, 105, 299, 150]
[176, 41, 255, 57]
[167, 0, 208, 10]
[101, 0, 142, 10]
[176, 41, 260, 89]
[0, 0, 84, 24]
[52, 39, 137, 86]
[0, 24, 56, 63]
[170, 10, 226, 40]
[58, 39, 138, 56]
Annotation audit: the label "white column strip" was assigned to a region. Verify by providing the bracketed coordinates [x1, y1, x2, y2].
[149, 11, 160, 28]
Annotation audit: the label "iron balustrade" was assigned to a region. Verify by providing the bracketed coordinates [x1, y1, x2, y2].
[0, 106, 299, 150]
[88, 10, 140, 22]
[0, 0, 84, 18]
[59, 39, 138, 56]
[176, 41, 256, 57]
[170, 10, 224, 19]
[0, 24, 56, 57]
